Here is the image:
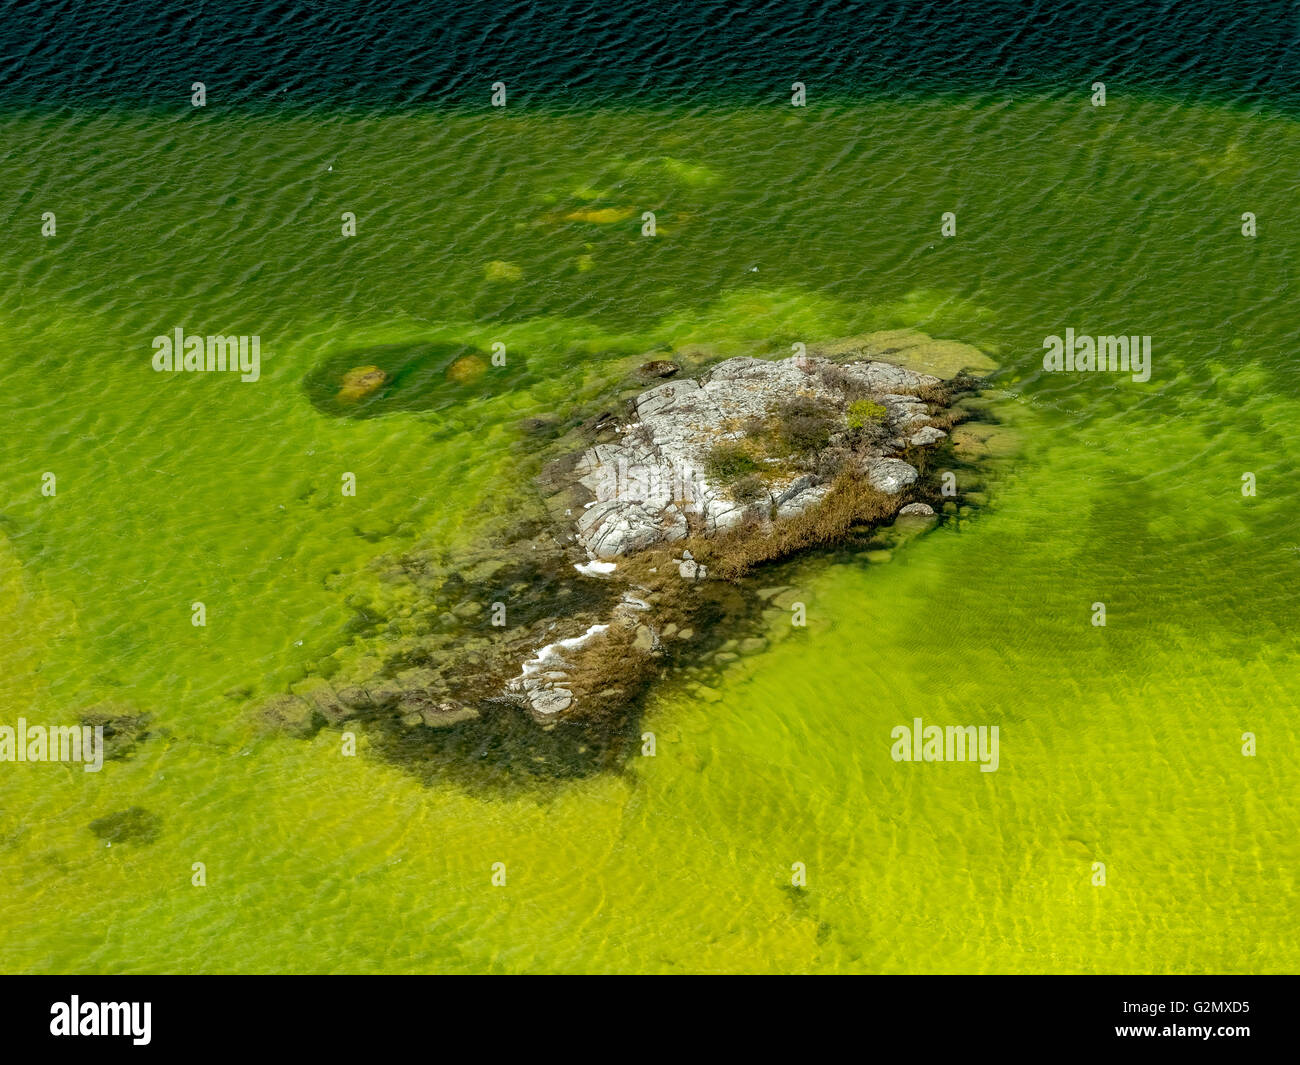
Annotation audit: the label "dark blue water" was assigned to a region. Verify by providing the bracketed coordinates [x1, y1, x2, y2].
[1, 0, 1297, 108]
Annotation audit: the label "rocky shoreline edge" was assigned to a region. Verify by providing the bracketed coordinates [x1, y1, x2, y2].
[259, 330, 1010, 777]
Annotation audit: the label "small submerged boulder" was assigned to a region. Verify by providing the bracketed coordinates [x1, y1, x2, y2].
[79, 706, 153, 761]
[414, 699, 481, 729]
[530, 687, 574, 716]
[447, 355, 488, 385]
[89, 807, 162, 846]
[951, 422, 1021, 459]
[564, 207, 635, 224]
[260, 694, 318, 738]
[337, 365, 389, 402]
[484, 259, 524, 281]
[519, 416, 556, 435]
[637, 360, 681, 379]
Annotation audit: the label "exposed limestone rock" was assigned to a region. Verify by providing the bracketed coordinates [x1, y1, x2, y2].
[508, 624, 609, 719]
[577, 499, 666, 558]
[908, 426, 948, 447]
[678, 558, 707, 580]
[775, 482, 832, 520]
[483, 347, 987, 722]
[867, 458, 920, 495]
[570, 353, 945, 560]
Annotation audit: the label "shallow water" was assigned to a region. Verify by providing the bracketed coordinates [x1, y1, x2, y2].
[0, 95, 1296, 972]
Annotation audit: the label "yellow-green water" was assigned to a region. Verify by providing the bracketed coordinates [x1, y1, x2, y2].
[0, 97, 1296, 972]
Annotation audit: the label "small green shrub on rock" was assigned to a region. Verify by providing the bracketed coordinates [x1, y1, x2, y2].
[847, 399, 889, 429]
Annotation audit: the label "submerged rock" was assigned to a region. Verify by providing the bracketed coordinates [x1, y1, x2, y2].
[413, 698, 481, 729]
[78, 707, 153, 761]
[484, 259, 524, 281]
[89, 807, 161, 846]
[447, 355, 488, 384]
[260, 694, 317, 738]
[951, 422, 1021, 459]
[337, 365, 389, 402]
[564, 206, 635, 224]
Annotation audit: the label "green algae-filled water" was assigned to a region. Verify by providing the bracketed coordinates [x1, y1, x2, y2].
[1, 96, 1297, 973]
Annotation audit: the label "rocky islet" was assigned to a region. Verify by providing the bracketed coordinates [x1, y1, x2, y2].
[265, 331, 999, 760]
